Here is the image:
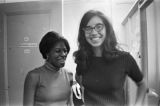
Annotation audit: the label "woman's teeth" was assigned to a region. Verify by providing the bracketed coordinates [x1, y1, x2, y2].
[91, 37, 100, 41]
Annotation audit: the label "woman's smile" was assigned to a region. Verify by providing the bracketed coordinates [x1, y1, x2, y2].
[89, 34, 103, 42]
[57, 57, 66, 64]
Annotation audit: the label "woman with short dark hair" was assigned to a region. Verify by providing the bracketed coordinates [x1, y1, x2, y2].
[23, 31, 73, 106]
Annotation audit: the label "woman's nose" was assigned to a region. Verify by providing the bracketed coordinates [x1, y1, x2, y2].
[91, 28, 98, 34]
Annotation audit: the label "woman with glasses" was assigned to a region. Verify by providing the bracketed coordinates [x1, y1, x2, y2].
[72, 10, 147, 106]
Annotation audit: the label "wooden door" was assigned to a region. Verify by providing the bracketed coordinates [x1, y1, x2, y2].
[0, 1, 62, 106]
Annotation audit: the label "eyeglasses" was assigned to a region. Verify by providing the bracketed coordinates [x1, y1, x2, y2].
[83, 23, 104, 34]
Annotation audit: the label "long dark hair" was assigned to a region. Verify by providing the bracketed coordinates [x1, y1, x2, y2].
[73, 10, 123, 75]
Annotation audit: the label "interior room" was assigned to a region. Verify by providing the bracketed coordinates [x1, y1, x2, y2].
[0, 0, 160, 106]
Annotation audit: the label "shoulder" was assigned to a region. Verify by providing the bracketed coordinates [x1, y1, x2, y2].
[27, 67, 41, 76]
[25, 67, 42, 82]
[111, 51, 136, 65]
[117, 51, 133, 60]
[117, 51, 129, 56]
[103, 50, 130, 61]
[120, 52, 139, 70]
[24, 68, 42, 87]
[121, 52, 135, 61]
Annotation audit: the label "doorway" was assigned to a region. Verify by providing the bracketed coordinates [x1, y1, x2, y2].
[0, 1, 62, 106]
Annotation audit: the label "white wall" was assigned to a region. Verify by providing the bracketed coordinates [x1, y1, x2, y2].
[112, 0, 135, 45]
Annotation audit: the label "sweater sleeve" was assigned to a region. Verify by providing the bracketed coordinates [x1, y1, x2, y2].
[126, 53, 143, 83]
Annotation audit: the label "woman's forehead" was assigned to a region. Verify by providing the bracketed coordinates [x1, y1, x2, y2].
[87, 16, 103, 26]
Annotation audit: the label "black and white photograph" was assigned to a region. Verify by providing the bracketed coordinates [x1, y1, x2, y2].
[0, 0, 159, 106]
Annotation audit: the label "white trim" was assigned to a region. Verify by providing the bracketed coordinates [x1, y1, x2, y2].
[121, 0, 153, 25]
[121, 0, 139, 25]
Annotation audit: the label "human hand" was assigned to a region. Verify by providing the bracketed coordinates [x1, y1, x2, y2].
[72, 83, 82, 99]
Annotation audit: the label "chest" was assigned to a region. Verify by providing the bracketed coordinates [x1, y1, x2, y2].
[82, 59, 127, 93]
[36, 70, 71, 102]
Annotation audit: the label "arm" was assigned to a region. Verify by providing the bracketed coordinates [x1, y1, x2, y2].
[135, 78, 147, 106]
[126, 53, 147, 106]
[23, 71, 39, 106]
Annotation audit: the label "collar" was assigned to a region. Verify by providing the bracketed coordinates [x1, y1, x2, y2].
[44, 61, 60, 72]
